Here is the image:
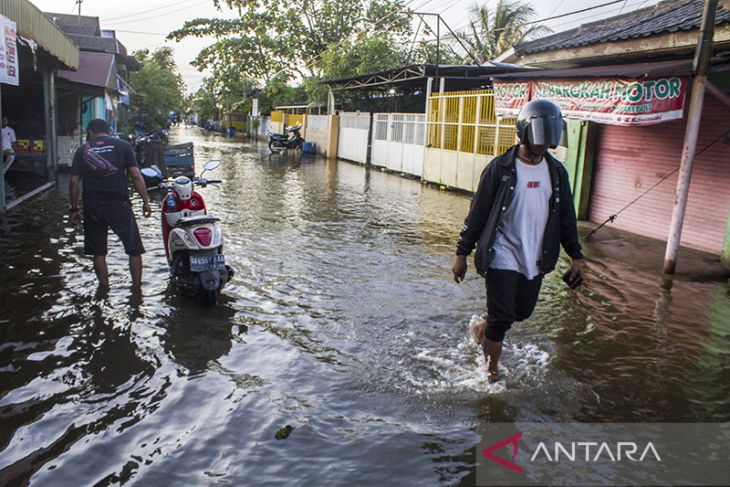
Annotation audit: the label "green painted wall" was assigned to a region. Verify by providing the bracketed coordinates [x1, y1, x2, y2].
[560, 119, 596, 220]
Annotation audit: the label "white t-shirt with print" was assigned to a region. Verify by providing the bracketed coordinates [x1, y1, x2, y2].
[489, 157, 553, 279]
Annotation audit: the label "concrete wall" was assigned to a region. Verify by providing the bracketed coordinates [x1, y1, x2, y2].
[422, 148, 491, 192]
[306, 114, 329, 157]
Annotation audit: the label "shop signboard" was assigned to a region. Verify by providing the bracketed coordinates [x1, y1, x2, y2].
[495, 77, 688, 126]
[0, 14, 19, 86]
[493, 81, 530, 117]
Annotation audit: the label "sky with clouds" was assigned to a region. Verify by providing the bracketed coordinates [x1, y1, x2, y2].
[30, 0, 661, 92]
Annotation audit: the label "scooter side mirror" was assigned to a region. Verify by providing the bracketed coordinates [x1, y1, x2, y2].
[201, 159, 221, 177]
[204, 160, 221, 171]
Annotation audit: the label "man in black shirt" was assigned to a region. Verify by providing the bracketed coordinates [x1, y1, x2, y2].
[69, 119, 152, 290]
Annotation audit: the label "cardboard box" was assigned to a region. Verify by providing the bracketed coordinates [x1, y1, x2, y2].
[31, 139, 44, 154]
[16, 139, 30, 153]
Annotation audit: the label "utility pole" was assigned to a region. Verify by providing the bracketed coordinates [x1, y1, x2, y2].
[663, 0, 718, 274]
[76, 0, 82, 15]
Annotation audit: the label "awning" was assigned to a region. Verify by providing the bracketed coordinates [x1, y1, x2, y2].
[0, 0, 78, 69]
[492, 57, 730, 82]
[492, 60, 696, 81]
[57, 51, 115, 90]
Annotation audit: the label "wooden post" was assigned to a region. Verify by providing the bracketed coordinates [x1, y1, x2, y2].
[663, 0, 718, 274]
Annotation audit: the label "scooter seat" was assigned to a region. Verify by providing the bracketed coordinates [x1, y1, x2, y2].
[175, 216, 220, 227]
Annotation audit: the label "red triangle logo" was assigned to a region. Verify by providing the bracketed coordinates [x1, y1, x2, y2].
[481, 431, 524, 474]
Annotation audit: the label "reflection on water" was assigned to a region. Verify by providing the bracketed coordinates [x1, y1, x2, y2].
[0, 127, 728, 485]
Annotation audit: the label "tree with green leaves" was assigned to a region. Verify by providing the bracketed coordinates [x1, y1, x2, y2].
[168, 0, 413, 97]
[170, 0, 411, 80]
[128, 47, 187, 130]
[455, 0, 550, 64]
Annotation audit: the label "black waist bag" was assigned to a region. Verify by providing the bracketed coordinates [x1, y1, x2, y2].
[82, 143, 119, 177]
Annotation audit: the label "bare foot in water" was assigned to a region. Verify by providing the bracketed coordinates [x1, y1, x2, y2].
[487, 362, 500, 383]
[472, 319, 487, 346]
[472, 319, 500, 383]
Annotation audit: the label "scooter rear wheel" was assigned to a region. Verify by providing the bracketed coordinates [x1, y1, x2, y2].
[269, 139, 285, 153]
[201, 289, 218, 306]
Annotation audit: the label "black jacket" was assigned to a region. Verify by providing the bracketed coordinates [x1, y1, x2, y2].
[456, 145, 583, 277]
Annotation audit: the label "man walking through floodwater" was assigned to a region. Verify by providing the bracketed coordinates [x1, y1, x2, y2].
[452, 99, 584, 383]
[69, 119, 152, 291]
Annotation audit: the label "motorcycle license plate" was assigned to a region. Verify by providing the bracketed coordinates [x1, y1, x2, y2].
[190, 254, 225, 272]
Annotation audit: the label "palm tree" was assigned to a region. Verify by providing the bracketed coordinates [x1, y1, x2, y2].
[456, 0, 550, 64]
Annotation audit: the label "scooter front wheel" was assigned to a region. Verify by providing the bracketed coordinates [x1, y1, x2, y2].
[269, 139, 285, 153]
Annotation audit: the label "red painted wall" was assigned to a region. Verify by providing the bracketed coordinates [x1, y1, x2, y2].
[589, 96, 730, 255]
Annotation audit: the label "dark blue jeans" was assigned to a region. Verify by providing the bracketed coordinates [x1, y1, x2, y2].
[484, 269, 543, 342]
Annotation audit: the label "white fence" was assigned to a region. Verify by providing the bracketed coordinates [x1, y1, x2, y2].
[337, 111, 371, 164]
[306, 114, 329, 156]
[257, 116, 271, 138]
[371, 113, 426, 177]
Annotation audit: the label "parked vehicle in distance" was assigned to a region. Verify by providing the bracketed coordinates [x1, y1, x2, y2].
[268, 123, 305, 153]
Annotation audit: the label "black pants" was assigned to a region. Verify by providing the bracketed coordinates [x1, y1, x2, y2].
[484, 269, 543, 342]
[83, 198, 145, 256]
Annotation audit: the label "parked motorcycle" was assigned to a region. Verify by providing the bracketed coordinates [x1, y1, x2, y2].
[141, 160, 234, 306]
[268, 123, 305, 153]
[135, 128, 169, 166]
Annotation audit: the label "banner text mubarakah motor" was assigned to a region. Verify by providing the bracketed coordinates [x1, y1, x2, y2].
[532, 78, 683, 103]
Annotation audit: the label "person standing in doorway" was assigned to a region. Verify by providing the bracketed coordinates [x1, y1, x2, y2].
[451, 99, 584, 383]
[69, 119, 152, 291]
[2, 116, 17, 173]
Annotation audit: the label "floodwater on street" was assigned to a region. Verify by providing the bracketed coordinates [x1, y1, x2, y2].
[1, 127, 729, 485]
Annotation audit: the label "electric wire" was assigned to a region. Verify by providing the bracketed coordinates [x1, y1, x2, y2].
[104, 0, 211, 26]
[102, 0, 200, 22]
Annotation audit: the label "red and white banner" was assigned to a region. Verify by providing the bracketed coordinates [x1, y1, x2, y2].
[495, 77, 688, 126]
[0, 14, 19, 86]
[493, 81, 530, 117]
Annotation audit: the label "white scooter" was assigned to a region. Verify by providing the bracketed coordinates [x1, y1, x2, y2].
[142, 160, 234, 305]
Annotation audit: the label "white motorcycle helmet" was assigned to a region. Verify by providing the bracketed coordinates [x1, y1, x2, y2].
[173, 176, 193, 200]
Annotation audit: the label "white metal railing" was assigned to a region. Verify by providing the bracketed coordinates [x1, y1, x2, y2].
[339, 111, 371, 130]
[373, 113, 426, 145]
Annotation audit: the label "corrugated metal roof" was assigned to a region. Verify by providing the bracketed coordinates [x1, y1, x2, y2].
[516, 0, 730, 55]
[0, 0, 78, 69]
[57, 51, 114, 89]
